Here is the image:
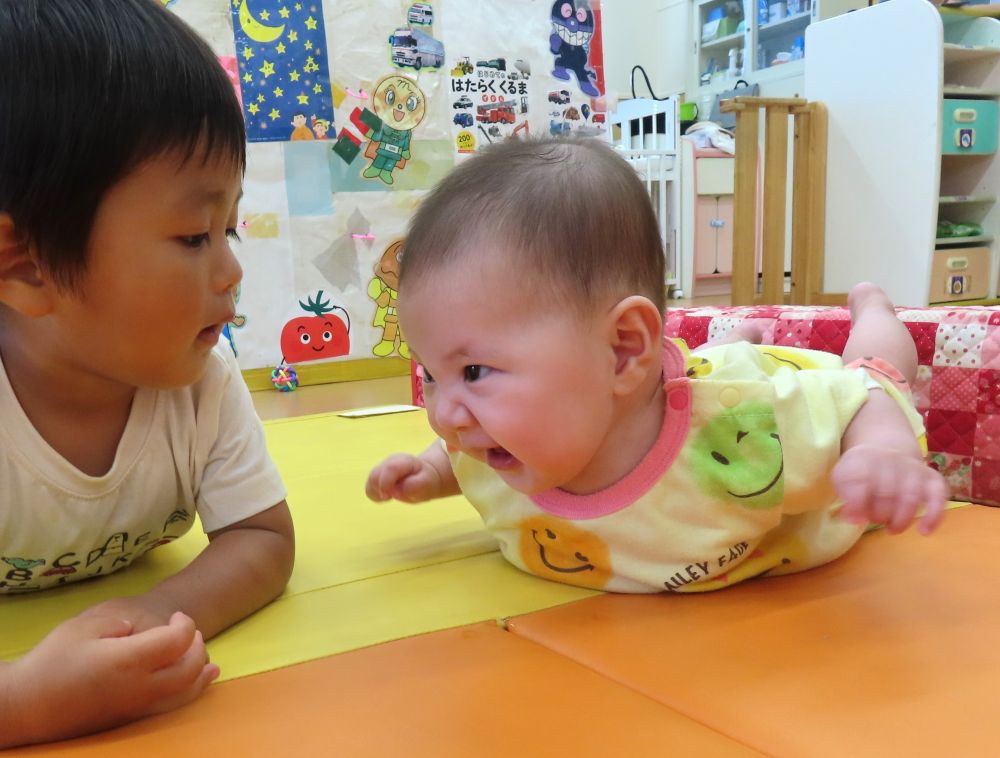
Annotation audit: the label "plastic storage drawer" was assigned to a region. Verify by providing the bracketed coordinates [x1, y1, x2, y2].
[929, 246, 990, 302]
[941, 99, 998, 155]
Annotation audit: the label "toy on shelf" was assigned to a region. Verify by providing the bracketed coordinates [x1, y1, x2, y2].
[271, 361, 299, 392]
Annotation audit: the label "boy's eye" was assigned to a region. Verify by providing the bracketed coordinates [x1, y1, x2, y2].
[179, 233, 210, 248]
[226, 228, 242, 243]
[419, 365, 435, 384]
[464, 365, 489, 382]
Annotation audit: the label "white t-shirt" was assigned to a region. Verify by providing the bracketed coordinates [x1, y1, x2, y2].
[0, 346, 287, 593]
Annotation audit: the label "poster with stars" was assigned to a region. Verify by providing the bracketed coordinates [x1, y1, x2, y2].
[231, 0, 335, 143]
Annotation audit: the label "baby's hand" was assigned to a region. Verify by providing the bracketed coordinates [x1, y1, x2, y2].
[9, 611, 217, 746]
[366, 453, 443, 503]
[832, 444, 948, 535]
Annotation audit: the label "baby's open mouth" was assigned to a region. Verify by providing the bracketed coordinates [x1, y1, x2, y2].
[486, 447, 517, 470]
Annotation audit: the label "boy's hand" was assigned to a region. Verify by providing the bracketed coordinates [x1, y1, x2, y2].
[366, 453, 443, 503]
[79, 594, 176, 635]
[7, 611, 217, 747]
[832, 443, 949, 535]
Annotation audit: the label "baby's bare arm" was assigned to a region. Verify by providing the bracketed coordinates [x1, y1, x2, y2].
[833, 390, 948, 535]
[366, 441, 460, 503]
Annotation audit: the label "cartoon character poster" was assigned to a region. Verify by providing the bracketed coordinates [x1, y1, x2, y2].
[368, 240, 409, 358]
[279, 290, 351, 363]
[231, 0, 336, 143]
[332, 73, 429, 185]
[546, 0, 607, 137]
[549, 0, 604, 98]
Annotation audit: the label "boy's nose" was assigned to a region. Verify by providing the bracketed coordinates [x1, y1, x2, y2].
[215, 241, 243, 293]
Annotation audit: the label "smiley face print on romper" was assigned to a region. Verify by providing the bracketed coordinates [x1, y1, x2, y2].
[689, 400, 784, 509]
[517, 516, 611, 589]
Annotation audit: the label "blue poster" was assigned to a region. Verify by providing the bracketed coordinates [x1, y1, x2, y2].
[231, 0, 335, 143]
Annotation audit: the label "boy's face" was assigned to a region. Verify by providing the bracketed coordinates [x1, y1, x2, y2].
[44, 149, 243, 389]
[403, 254, 619, 496]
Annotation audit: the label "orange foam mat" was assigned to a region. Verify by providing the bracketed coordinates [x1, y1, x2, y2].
[9, 623, 762, 757]
[507, 506, 1000, 757]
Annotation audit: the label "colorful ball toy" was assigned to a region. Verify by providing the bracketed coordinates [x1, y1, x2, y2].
[271, 362, 299, 392]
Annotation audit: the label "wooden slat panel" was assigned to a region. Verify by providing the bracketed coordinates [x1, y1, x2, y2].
[790, 109, 811, 305]
[731, 107, 759, 306]
[761, 106, 789, 305]
[806, 102, 829, 305]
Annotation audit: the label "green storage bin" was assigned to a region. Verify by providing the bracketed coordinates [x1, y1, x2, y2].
[715, 17, 740, 39]
[942, 98, 998, 155]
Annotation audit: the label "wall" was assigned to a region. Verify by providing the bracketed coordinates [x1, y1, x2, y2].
[166, 0, 608, 376]
[601, 0, 689, 102]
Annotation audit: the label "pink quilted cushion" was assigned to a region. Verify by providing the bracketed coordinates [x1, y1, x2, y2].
[664, 305, 1000, 506]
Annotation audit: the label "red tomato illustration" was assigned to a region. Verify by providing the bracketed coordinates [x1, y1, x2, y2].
[280, 290, 351, 363]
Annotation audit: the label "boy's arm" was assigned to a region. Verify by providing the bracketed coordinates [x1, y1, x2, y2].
[83, 500, 294, 640]
[832, 390, 948, 535]
[366, 441, 460, 503]
[0, 612, 215, 748]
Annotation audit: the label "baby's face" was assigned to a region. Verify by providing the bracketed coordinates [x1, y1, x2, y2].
[403, 256, 619, 496]
[46, 147, 243, 390]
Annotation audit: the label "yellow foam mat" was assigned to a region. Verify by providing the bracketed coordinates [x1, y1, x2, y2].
[0, 410, 597, 681]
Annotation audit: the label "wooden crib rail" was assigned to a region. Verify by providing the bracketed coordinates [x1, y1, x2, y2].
[720, 96, 841, 306]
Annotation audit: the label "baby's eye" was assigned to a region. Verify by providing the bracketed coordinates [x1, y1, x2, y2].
[418, 365, 435, 384]
[464, 365, 490, 382]
[226, 228, 242, 243]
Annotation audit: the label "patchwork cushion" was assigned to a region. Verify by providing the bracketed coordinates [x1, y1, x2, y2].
[664, 305, 1000, 506]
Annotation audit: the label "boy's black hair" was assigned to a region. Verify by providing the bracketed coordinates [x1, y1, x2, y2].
[399, 136, 666, 314]
[0, 0, 246, 289]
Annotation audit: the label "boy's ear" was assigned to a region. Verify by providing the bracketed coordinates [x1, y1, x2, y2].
[606, 295, 663, 396]
[0, 214, 54, 316]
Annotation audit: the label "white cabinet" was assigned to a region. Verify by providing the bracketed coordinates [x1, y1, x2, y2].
[688, 0, 864, 118]
[807, 0, 1000, 306]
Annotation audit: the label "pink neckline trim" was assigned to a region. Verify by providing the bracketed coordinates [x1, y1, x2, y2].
[529, 339, 692, 519]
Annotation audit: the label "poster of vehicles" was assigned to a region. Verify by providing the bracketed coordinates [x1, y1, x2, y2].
[449, 56, 531, 154]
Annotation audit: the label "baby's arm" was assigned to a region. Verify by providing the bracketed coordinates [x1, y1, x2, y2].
[832, 390, 948, 535]
[366, 441, 460, 503]
[0, 612, 215, 748]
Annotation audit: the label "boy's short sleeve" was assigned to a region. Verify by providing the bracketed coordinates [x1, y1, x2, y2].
[193, 348, 288, 533]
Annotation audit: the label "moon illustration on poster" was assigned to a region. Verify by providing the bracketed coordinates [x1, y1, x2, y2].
[239, 0, 286, 44]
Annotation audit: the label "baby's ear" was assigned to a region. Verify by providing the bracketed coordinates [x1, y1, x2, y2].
[607, 295, 663, 396]
[0, 214, 53, 316]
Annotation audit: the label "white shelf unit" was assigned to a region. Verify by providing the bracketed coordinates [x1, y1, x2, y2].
[806, 0, 1000, 306]
[689, 0, 865, 116]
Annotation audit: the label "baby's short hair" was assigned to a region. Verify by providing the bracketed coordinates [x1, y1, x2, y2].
[0, 0, 246, 289]
[400, 136, 665, 314]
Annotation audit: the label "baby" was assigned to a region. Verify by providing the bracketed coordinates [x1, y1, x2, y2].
[368, 136, 946, 593]
[0, 0, 293, 746]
